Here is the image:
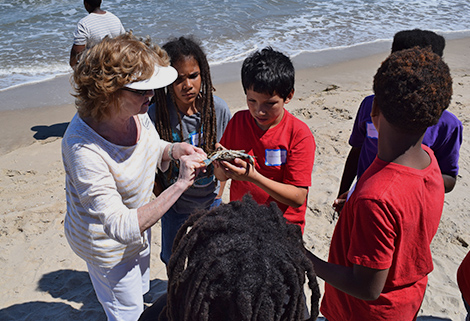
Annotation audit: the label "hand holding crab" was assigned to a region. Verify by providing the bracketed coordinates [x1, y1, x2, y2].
[209, 144, 257, 182]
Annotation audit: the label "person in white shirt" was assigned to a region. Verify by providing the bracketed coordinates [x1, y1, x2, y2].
[62, 33, 206, 321]
[69, 0, 125, 67]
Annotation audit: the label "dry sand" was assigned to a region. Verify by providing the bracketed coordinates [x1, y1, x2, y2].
[0, 37, 469, 320]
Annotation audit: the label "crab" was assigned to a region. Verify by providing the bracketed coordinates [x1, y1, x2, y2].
[203, 149, 255, 166]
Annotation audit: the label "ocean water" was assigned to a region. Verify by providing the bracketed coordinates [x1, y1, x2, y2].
[0, 0, 469, 91]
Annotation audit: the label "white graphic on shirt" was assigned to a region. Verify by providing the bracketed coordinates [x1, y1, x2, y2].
[265, 149, 287, 166]
[366, 122, 378, 139]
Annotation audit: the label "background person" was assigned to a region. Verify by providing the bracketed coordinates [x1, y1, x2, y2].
[69, 0, 125, 67]
[148, 36, 231, 265]
[62, 33, 205, 321]
[335, 29, 462, 213]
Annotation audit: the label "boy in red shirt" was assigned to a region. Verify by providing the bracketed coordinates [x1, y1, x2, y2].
[307, 47, 452, 320]
[215, 47, 315, 233]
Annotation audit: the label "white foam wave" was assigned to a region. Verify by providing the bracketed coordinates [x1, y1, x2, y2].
[0, 64, 71, 77]
[1, 0, 470, 91]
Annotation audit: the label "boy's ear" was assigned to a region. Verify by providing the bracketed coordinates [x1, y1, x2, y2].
[370, 97, 382, 131]
[371, 98, 380, 117]
[284, 89, 295, 104]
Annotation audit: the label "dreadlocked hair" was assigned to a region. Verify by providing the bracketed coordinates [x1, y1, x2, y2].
[153, 36, 217, 154]
[162, 194, 320, 321]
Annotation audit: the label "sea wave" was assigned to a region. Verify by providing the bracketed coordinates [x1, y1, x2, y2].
[1, 0, 469, 90]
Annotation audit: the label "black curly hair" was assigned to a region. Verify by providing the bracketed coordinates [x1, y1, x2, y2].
[373, 47, 452, 134]
[392, 29, 445, 57]
[162, 195, 320, 321]
[84, 0, 101, 9]
[241, 47, 295, 100]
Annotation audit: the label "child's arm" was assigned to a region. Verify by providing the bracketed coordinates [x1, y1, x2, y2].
[218, 157, 307, 208]
[305, 249, 389, 301]
[333, 146, 361, 213]
[337, 146, 361, 197]
[442, 173, 456, 193]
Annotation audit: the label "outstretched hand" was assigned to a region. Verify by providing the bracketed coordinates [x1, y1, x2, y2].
[173, 142, 206, 159]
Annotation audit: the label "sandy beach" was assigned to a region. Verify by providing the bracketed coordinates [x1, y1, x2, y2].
[0, 37, 469, 320]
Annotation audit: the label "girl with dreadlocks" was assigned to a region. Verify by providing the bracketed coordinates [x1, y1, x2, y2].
[138, 195, 320, 321]
[148, 36, 231, 265]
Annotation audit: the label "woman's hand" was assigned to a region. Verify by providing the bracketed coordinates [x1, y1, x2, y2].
[139, 149, 206, 233]
[176, 152, 207, 189]
[172, 142, 206, 160]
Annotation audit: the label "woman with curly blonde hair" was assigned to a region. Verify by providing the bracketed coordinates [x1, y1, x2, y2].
[62, 32, 206, 321]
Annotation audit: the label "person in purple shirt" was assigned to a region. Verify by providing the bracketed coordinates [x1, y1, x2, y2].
[335, 29, 463, 211]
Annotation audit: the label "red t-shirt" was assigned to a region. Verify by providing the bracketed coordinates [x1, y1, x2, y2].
[457, 251, 470, 305]
[321, 145, 444, 320]
[219, 109, 315, 232]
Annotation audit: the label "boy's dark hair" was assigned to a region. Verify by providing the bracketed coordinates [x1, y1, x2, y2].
[163, 195, 320, 321]
[392, 29, 445, 57]
[153, 36, 216, 154]
[373, 47, 452, 134]
[241, 47, 295, 100]
[84, 0, 102, 9]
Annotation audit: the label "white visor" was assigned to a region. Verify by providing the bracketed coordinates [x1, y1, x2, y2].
[125, 65, 177, 90]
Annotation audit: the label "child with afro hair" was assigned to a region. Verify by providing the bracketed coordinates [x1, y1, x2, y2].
[308, 47, 452, 320]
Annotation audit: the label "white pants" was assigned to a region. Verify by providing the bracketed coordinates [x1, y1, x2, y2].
[87, 245, 151, 321]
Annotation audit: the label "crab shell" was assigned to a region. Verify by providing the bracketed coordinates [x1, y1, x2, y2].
[203, 149, 255, 166]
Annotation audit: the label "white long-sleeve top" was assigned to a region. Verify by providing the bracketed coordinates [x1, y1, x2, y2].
[62, 113, 169, 268]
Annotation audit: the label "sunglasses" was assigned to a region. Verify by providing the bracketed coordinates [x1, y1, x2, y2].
[122, 87, 153, 96]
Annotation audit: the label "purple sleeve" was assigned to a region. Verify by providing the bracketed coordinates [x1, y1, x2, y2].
[349, 95, 375, 148]
[350, 95, 379, 178]
[423, 110, 462, 176]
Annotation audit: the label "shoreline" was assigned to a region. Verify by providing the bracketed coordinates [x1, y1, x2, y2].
[0, 37, 413, 111]
[2, 28, 469, 97]
[0, 46, 390, 156]
[1, 34, 467, 112]
[0, 36, 469, 320]
[0, 38, 398, 155]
